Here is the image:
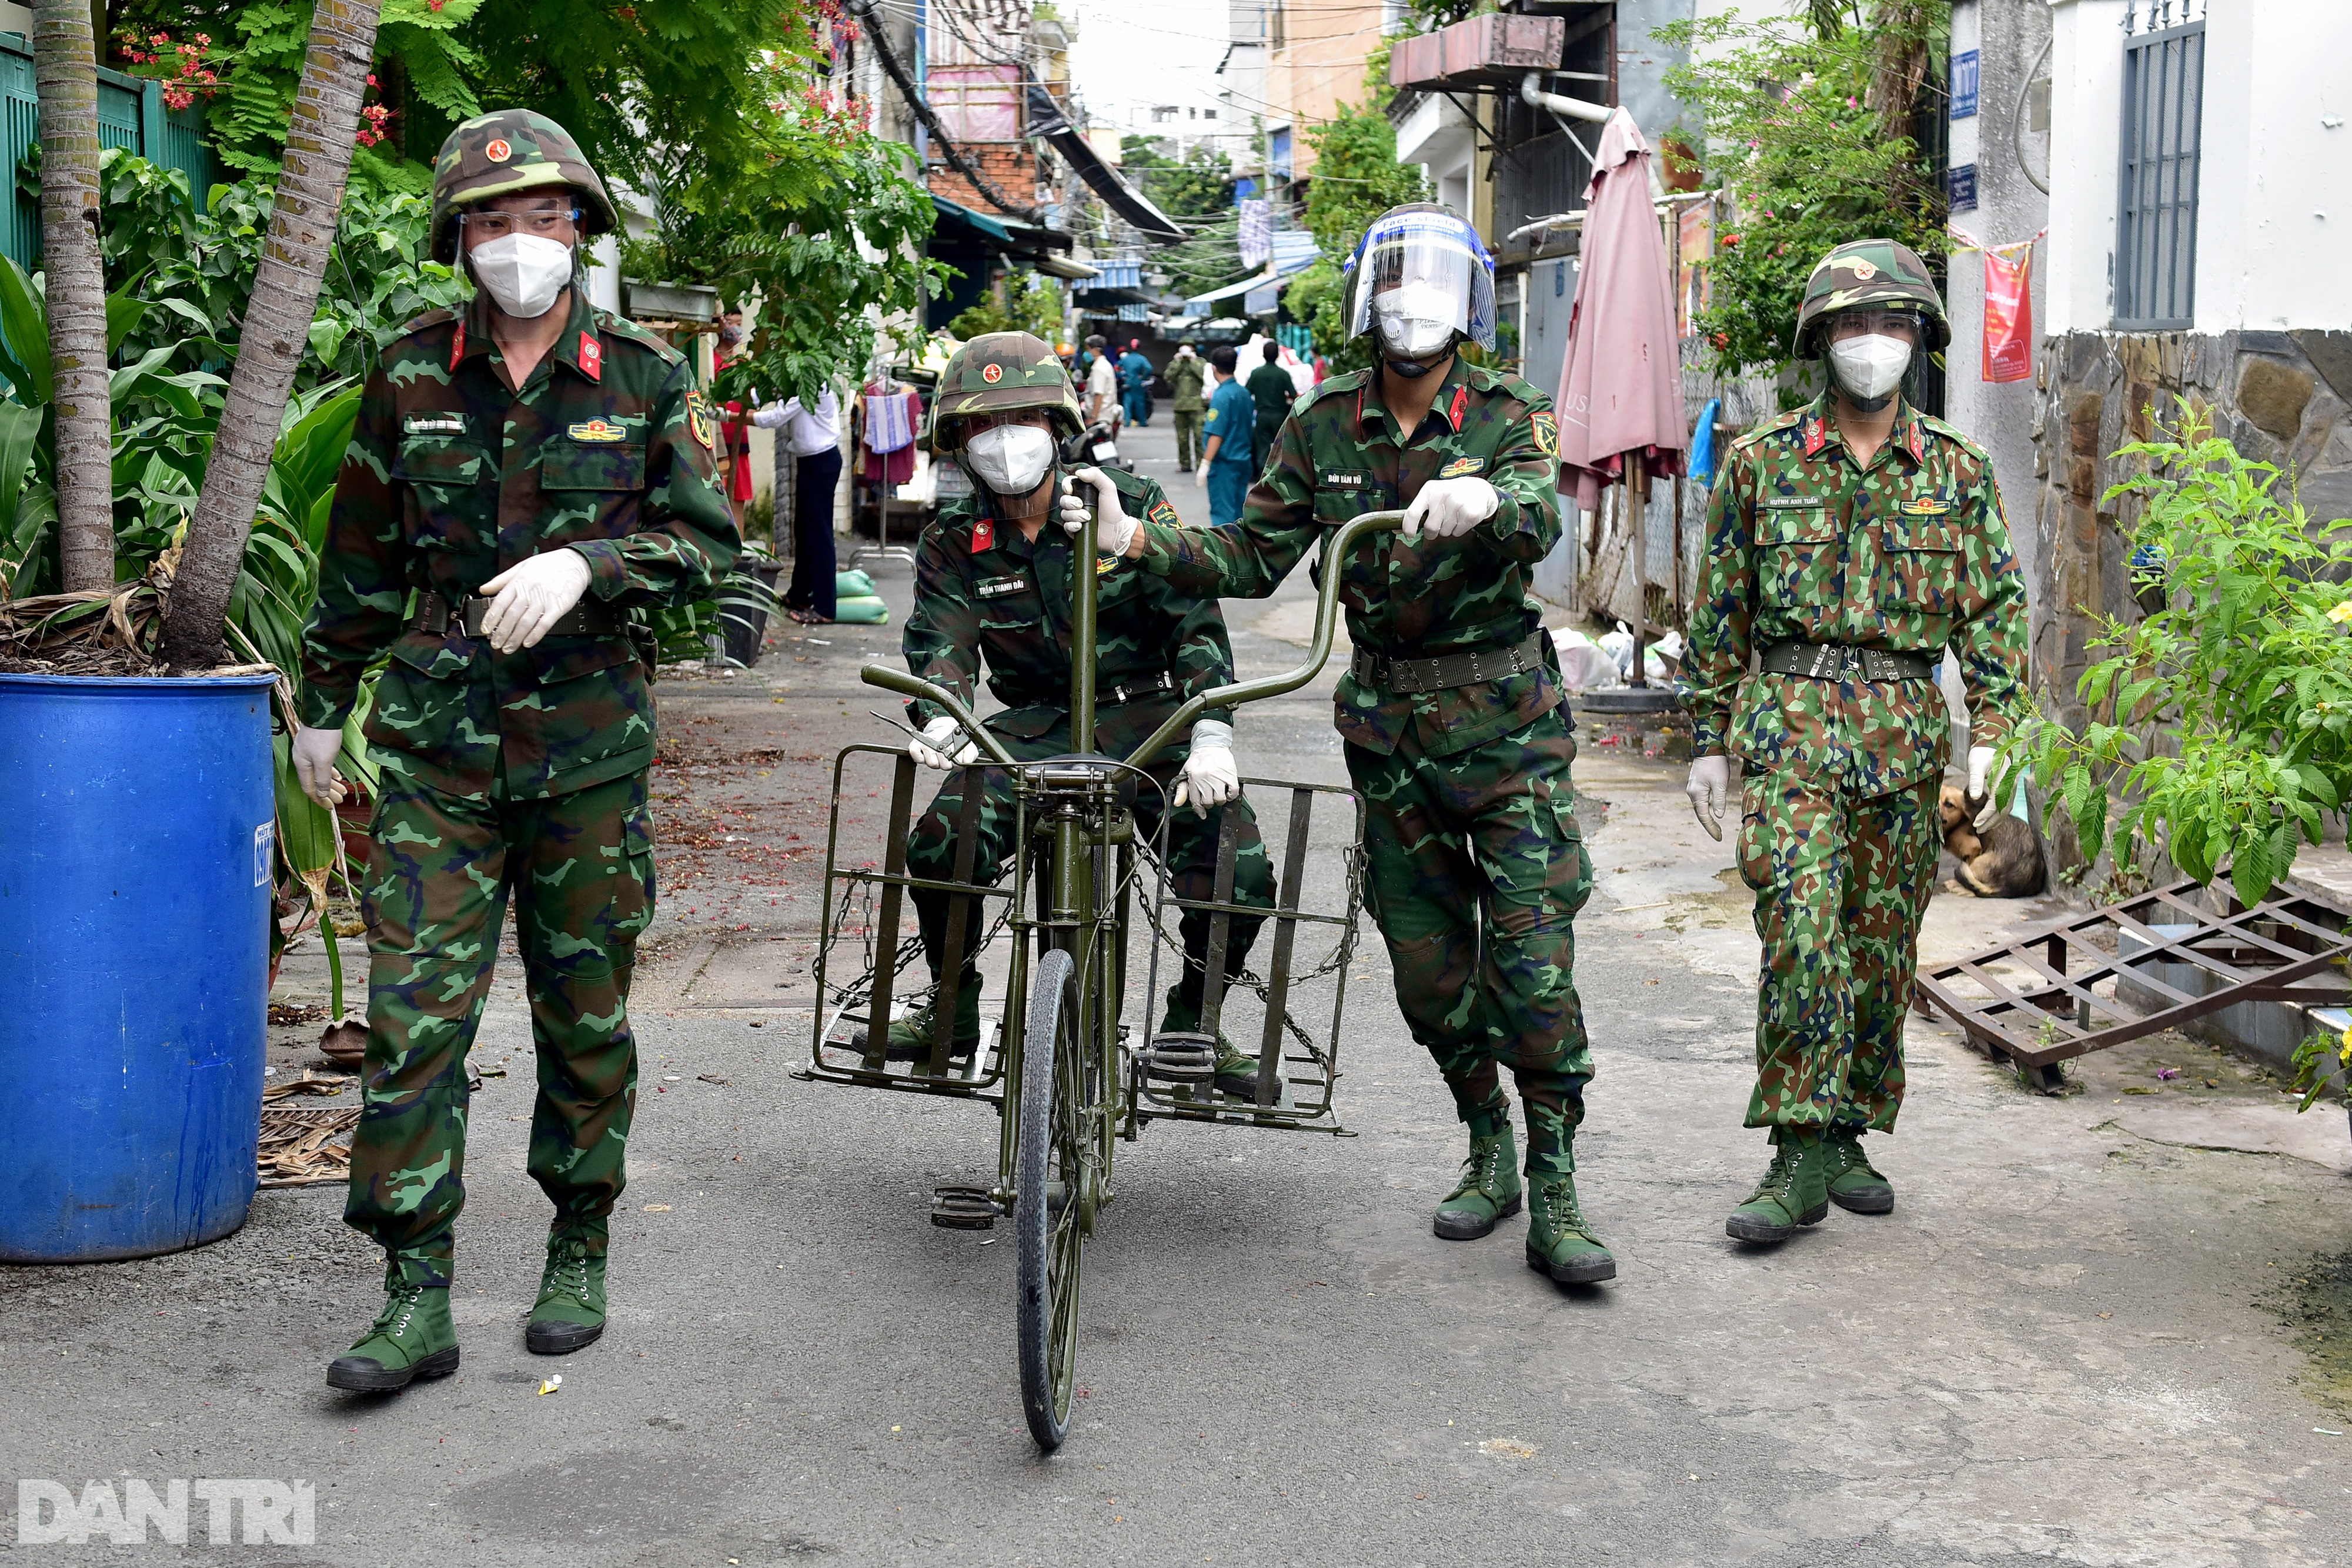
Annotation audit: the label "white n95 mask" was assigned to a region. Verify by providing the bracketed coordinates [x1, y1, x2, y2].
[469, 234, 574, 320]
[963, 424, 1057, 495]
[1828, 334, 1913, 407]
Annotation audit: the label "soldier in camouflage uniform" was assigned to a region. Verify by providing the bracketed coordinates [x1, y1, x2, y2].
[1073, 205, 1614, 1286]
[290, 110, 739, 1389]
[1681, 239, 2025, 1244]
[877, 332, 1277, 1096]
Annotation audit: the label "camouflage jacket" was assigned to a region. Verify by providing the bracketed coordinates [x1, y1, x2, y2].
[1164, 355, 1207, 413]
[904, 467, 1233, 760]
[298, 289, 740, 801]
[1681, 393, 2027, 797]
[1135, 356, 1565, 759]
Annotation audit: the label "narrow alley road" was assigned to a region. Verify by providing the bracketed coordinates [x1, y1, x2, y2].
[7, 414, 2351, 1567]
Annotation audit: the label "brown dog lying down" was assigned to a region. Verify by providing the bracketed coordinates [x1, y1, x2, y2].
[1937, 785, 2047, 898]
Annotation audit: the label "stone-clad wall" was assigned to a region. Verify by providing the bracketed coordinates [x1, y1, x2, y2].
[2029, 328, 2352, 734]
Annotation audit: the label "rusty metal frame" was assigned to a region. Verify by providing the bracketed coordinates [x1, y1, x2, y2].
[1912, 877, 2352, 1081]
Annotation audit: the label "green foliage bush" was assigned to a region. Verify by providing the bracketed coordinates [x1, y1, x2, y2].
[1656, 6, 1947, 389]
[2012, 405, 2352, 912]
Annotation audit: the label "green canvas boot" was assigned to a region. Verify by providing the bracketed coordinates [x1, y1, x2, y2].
[1159, 987, 1281, 1102]
[1726, 1134, 1832, 1243]
[1432, 1128, 1522, 1241]
[852, 978, 981, 1062]
[1825, 1130, 1895, 1214]
[527, 1235, 607, 1355]
[1525, 1172, 1616, 1284]
[325, 1281, 460, 1392]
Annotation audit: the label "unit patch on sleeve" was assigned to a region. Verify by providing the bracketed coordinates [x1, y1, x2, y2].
[1147, 499, 1181, 527]
[975, 572, 1027, 599]
[686, 390, 717, 453]
[568, 418, 627, 443]
[1528, 409, 1558, 457]
[1436, 455, 1488, 479]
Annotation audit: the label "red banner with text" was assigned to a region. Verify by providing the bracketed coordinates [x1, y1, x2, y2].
[1982, 242, 2036, 385]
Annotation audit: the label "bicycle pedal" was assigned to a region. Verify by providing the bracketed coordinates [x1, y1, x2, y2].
[930, 1184, 998, 1229]
[1142, 1032, 1217, 1082]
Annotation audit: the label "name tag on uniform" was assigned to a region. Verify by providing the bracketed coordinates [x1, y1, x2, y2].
[976, 574, 1028, 600]
[1757, 494, 1826, 509]
[1898, 495, 1953, 516]
[1321, 470, 1367, 488]
[403, 413, 467, 436]
[1436, 455, 1487, 479]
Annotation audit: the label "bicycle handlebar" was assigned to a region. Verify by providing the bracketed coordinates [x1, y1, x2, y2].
[1121, 510, 1404, 770]
[859, 508, 1406, 775]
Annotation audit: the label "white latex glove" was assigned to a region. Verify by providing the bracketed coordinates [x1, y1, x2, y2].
[1173, 719, 1240, 817]
[910, 716, 977, 771]
[1194, 460, 1210, 488]
[1686, 754, 1729, 842]
[290, 723, 348, 809]
[1967, 745, 2000, 830]
[478, 547, 593, 654]
[1400, 476, 1499, 540]
[1057, 467, 1138, 557]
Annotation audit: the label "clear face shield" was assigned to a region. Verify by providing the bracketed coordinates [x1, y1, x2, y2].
[1344, 212, 1497, 365]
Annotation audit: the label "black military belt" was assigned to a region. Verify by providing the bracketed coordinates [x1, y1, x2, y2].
[410, 589, 622, 638]
[1350, 630, 1548, 696]
[1760, 641, 1936, 682]
[1100, 671, 1176, 706]
[999, 671, 1175, 710]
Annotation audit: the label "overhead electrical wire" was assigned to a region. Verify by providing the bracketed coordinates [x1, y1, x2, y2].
[846, 0, 1044, 223]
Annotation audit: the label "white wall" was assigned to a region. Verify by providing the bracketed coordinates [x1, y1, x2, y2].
[2193, 2, 2352, 331]
[1394, 92, 1475, 218]
[2046, 0, 2352, 335]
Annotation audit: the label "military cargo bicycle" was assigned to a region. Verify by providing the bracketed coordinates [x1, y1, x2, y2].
[797, 509, 1404, 1449]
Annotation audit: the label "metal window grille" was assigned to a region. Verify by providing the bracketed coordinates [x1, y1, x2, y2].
[2114, 17, 2204, 330]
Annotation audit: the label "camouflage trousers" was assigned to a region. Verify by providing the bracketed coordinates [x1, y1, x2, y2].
[1349, 707, 1594, 1174]
[345, 770, 655, 1289]
[1735, 769, 1941, 1135]
[905, 726, 1275, 1021]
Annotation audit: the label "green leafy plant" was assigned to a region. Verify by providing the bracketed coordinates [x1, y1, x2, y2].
[947, 273, 1063, 345]
[2291, 1026, 2352, 1113]
[1656, 4, 1948, 389]
[2009, 404, 2352, 911]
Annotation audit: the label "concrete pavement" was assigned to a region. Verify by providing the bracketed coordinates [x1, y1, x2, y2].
[8, 413, 2352, 1565]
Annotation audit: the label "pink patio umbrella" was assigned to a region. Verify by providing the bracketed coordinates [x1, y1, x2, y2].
[1553, 106, 1687, 511]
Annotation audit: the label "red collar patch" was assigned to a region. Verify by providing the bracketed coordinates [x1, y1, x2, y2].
[1801, 416, 1828, 457]
[971, 516, 995, 553]
[1906, 420, 1926, 464]
[448, 319, 465, 370]
[1446, 384, 1468, 432]
[577, 332, 602, 383]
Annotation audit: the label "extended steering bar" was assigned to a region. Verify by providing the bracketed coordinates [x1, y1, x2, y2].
[858, 508, 1406, 770]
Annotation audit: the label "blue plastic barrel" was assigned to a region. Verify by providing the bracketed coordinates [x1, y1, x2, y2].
[0, 672, 276, 1261]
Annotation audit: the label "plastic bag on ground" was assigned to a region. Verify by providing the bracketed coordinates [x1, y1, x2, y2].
[1549, 626, 1622, 692]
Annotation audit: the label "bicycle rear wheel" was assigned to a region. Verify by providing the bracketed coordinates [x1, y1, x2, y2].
[1015, 945, 1085, 1450]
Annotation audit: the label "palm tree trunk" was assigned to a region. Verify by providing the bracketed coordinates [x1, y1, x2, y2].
[35, 0, 111, 593]
[161, 0, 380, 671]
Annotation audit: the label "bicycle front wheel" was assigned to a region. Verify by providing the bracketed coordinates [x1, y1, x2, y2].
[1015, 945, 1085, 1450]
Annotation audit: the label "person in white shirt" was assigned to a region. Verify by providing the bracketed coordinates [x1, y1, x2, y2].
[1083, 333, 1119, 429]
[751, 389, 842, 623]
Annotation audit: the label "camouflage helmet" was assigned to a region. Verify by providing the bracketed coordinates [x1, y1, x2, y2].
[428, 110, 617, 263]
[1792, 238, 1949, 359]
[927, 332, 1084, 453]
